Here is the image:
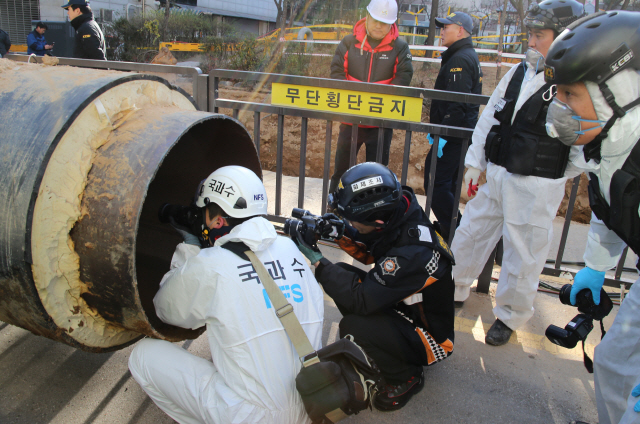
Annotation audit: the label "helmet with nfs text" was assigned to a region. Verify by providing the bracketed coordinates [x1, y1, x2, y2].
[524, 0, 586, 34]
[195, 165, 267, 219]
[328, 162, 402, 226]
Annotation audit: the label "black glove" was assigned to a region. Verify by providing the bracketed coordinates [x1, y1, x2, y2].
[169, 216, 201, 246]
[320, 213, 346, 240]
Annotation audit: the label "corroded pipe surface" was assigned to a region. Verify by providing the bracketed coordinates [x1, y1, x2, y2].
[0, 59, 261, 351]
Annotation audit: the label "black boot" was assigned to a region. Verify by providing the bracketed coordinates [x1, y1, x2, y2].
[374, 370, 424, 411]
[485, 319, 513, 346]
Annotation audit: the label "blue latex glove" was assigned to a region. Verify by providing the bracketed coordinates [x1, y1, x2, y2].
[291, 235, 324, 264]
[169, 216, 200, 246]
[427, 133, 448, 158]
[632, 383, 640, 412]
[571, 267, 605, 305]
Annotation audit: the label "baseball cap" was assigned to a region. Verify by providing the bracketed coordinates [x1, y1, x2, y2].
[435, 12, 473, 34]
[61, 0, 89, 9]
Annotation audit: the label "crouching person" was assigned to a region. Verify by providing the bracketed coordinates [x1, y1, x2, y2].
[128, 166, 325, 424]
[295, 162, 455, 411]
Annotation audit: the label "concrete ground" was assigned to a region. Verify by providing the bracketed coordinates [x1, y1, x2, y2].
[1, 173, 637, 424]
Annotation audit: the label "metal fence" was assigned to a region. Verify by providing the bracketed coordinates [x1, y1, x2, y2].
[5, 54, 634, 291]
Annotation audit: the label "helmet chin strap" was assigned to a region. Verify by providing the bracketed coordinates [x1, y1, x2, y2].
[583, 84, 640, 163]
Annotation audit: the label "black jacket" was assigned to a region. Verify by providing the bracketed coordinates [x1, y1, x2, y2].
[0, 29, 11, 57]
[317, 189, 455, 344]
[430, 37, 482, 137]
[71, 13, 106, 60]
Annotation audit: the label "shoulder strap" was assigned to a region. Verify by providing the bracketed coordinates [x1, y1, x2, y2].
[504, 63, 526, 103]
[244, 250, 321, 368]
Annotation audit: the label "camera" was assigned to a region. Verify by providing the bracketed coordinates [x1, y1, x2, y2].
[158, 203, 204, 237]
[283, 208, 345, 247]
[545, 284, 613, 349]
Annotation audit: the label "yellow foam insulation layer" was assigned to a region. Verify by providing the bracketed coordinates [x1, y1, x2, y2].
[31, 77, 195, 348]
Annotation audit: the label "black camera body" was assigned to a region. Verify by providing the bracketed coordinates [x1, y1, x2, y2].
[545, 283, 613, 349]
[158, 203, 204, 239]
[545, 314, 594, 349]
[284, 208, 345, 247]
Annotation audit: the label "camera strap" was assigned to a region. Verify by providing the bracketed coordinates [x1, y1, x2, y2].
[583, 321, 607, 374]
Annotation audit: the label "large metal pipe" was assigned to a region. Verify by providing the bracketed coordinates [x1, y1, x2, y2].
[0, 60, 261, 352]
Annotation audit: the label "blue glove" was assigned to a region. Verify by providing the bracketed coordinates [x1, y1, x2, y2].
[632, 383, 640, 412]
[571, 267, 605, 305]
[169, 216, 200, 246]
[427, 133, 448, 158]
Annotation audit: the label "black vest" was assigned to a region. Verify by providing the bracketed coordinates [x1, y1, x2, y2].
[485, 64, 571, 179]
[588, 139, 640, 256]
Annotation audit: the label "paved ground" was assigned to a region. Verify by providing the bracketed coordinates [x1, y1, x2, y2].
[1, 173, 637, 424]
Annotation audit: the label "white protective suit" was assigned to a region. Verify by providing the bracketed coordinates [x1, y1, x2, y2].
[128, 217, 325, 424]
[450, 61, 596, 330]
[573, 69, 640, 424]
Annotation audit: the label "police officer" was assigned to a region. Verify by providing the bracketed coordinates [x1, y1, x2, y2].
[61, 0, 106, 60]
[543, 11, 640, 424]
[424, 11, 482, 241]
[294, 162, 455, 411]
[450, 0, 589, 346]
[328, 0, 413, 195]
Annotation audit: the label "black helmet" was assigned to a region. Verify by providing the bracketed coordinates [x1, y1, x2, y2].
[524, 0, 586, 34]
[328, 162, 402, 225]
[544, 11, 640, 86]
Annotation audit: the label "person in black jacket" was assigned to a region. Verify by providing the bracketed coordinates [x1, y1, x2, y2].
[0, 28, 11, 58]
[293, 162, 455, 412]
[62, 0, 106, 60]
[424, 12, 482, 241]
[328, 0, 413, 194]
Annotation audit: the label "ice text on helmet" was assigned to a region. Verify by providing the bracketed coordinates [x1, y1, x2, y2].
[351, 175, 384, 192]
[208, 179, 236, 198]
[611, 49, 634, 74]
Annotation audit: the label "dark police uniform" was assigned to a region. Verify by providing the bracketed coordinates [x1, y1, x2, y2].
[315, 188, 455, 383]
[70, 12, 106, 60]
[424, 36, 482, 240]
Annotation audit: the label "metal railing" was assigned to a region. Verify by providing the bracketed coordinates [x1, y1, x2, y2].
[5, 55, 634, 291]
[210, 69, 486, 243]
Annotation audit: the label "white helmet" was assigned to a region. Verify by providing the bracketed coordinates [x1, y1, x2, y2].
[195, 166, 267, 218]
[366, 0, 397, 24]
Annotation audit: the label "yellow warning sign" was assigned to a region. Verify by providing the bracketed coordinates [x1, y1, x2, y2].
[272, 83, 423, 122]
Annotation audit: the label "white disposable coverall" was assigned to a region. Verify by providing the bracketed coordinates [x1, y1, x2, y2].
[450, 61, 596, 330]
[573, 69, 640, 424]
[128, 217, 325, 424]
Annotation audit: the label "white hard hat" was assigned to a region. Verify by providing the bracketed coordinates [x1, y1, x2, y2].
[195, 166, 267, 218]
[366, 0, 398, 24]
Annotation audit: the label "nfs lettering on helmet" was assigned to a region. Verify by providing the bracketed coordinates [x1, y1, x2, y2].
[254, 194, 264, 201]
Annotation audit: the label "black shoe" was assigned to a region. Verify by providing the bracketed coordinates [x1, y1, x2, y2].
[374, 370, 424, 411]
[454, 301, 464, 308]
[485, 319, 513, 346]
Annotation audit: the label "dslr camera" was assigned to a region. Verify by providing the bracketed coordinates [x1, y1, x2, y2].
[284, 208, 345, 248]
[545, 283, 613, 349]
[158, 203, 204, 239]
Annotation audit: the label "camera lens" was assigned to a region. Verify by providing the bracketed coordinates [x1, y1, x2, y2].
[558, 284, 573, 305]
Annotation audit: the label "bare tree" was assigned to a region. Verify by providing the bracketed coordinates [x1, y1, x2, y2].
[509, 0, 528, 51]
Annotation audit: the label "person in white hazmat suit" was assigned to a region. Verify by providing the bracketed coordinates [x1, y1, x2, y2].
[543, 11, 640, 424]
[128, 166, 325, 424]
[450, 0, 593, 346]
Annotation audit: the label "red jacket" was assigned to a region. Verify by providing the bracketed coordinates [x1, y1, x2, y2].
[330, 18, 413, 126]
[330, 18, 413, 86]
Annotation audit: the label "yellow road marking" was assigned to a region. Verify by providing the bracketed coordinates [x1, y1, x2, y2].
[455, 316, 596, 358]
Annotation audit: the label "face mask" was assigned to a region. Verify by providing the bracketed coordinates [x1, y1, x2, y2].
[525, 48, 544, 74]
[545, 97, 607, 146]
[205, 225, 232, 245]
